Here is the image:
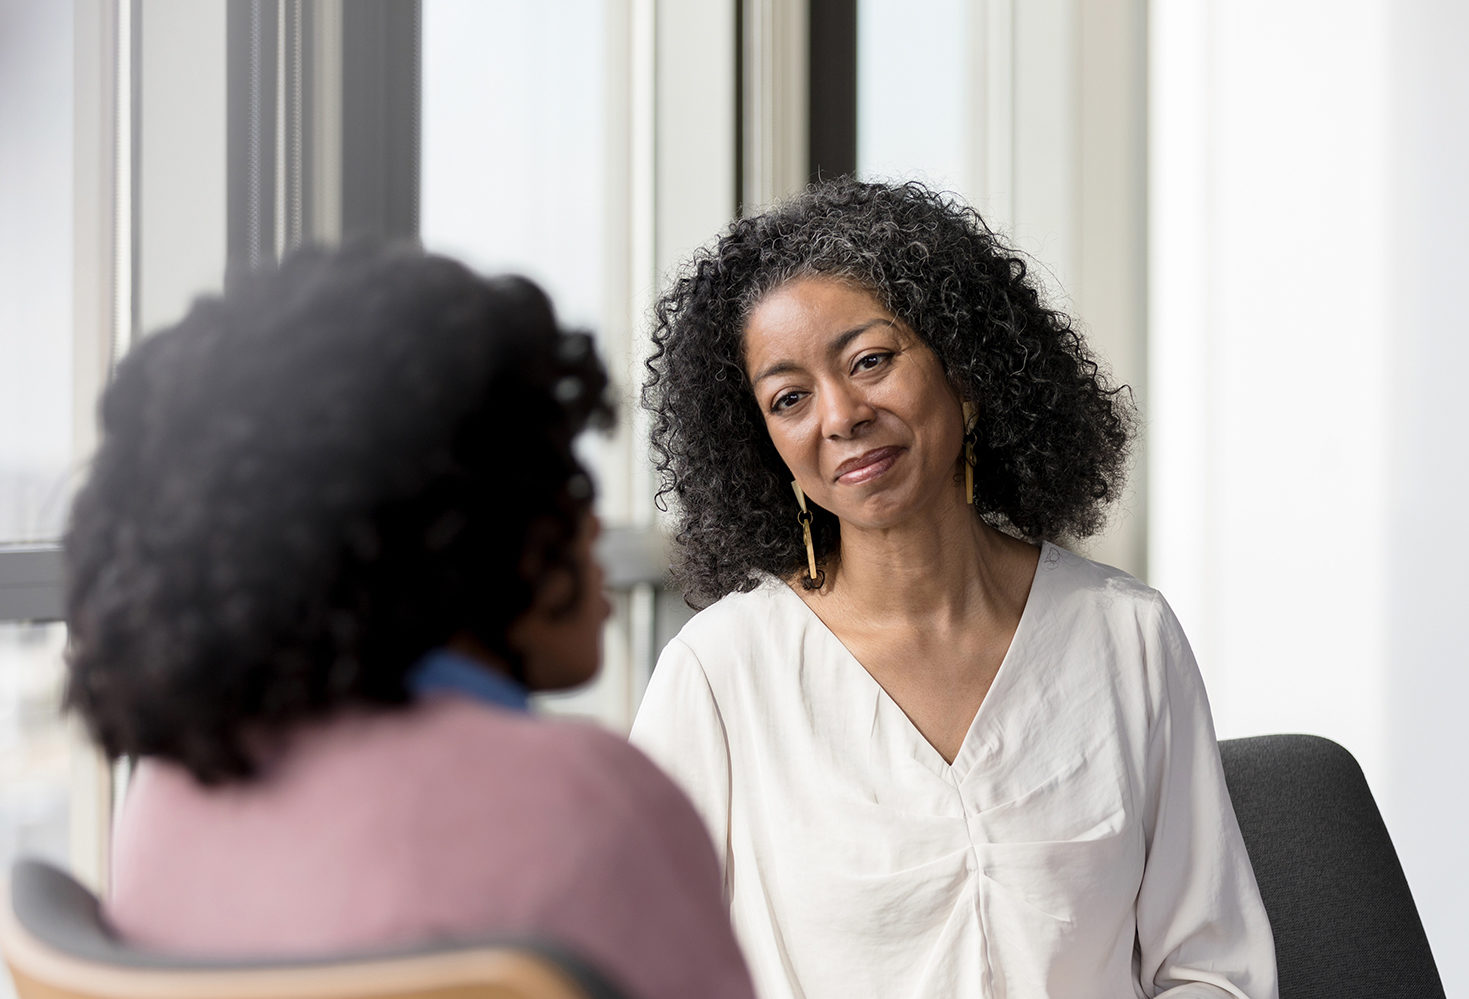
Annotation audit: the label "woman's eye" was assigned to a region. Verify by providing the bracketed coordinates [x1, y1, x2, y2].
[854, 351, 892, 373]
[772, 391, 804, 413]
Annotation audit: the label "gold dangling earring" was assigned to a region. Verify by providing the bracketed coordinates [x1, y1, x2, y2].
[962, 402, 977, 505]
[791, 480, 820, 582]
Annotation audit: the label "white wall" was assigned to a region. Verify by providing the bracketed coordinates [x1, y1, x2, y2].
[1382, 2, 1469, 987]
[1150, 2, 1466, 988]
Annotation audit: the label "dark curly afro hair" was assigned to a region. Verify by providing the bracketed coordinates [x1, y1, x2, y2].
[64, 244, 612, 784]
[644, 177, 1134, 608]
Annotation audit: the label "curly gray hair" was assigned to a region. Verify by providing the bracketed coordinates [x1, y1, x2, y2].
[644, 177, 1135, 608]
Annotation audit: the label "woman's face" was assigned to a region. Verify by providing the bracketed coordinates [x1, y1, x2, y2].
[508, 513, 611, 692]
[743, 276, 966, 532]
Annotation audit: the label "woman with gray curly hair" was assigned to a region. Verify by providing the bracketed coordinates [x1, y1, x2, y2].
[630, 179, 1277, 998]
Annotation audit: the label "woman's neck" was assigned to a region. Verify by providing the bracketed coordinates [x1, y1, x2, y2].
[813, 494, 1037, 629]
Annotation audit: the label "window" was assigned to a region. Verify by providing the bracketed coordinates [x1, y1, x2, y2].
[0, 623, 69, 871]
[0, 1, 77, 546]
[0, 2, 88, 916]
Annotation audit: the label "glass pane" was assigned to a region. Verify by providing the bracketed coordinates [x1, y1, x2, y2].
[0, 1, 76, 543]
[419, 0, 618, 523]
[856, 0, 972, 193]
[419, 0, 607, 331]
[0, 621, 70, 871]
[419, 0, 635, 728]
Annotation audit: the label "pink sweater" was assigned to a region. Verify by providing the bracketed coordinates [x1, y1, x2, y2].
[108, 696, 755, 999]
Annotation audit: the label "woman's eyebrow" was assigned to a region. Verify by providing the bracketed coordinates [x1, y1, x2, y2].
[827, 319, 896, 358]
[751, 319, 896, 385]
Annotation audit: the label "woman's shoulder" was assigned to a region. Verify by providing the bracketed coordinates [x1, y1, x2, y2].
[1040, 541, 1164, 602]
[536, 714, 693, 796]
[427, 699, 687, 795]
[298, 701, 716, 858]
[665, 574, 800, 658]
[245, 698, 669, 804]
[512, 718, 731, 891]
[1035, 541, 1177, 634]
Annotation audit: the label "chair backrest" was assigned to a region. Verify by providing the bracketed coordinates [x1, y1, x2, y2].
[1218, 734, 1445, 999]
[1, 859, 630, 999]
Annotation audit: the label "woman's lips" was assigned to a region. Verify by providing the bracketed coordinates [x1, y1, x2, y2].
[833, 446, 903, 485]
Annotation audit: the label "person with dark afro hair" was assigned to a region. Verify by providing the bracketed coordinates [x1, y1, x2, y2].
[630, 178, 1277, 998]
[65, 245, 756, 999]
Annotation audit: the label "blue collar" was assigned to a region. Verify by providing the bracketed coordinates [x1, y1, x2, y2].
[408, 648, 530, 712]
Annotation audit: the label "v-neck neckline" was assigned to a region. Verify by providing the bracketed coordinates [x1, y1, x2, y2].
[771, 539, 1051, 779]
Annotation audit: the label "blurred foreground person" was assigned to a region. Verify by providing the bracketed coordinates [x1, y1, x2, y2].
[64, 245, 755, 999]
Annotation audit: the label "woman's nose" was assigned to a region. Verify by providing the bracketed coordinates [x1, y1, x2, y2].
[819, 382, 876, 439]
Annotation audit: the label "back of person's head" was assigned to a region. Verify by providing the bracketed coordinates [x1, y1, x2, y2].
[64, 244, 612, 785]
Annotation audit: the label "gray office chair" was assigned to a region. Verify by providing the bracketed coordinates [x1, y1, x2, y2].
[1219, 734, 1446, 999]
[1, 858, 631, 999]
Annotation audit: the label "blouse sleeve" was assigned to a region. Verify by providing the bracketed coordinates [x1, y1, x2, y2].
[629, 636, 735, 893]
[1135, 596, 1280, 999]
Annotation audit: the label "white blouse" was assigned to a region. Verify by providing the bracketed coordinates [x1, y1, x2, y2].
[630, 542, 1277, 999]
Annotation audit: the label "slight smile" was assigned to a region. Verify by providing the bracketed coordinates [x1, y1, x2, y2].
[833, 446, 904, 485]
